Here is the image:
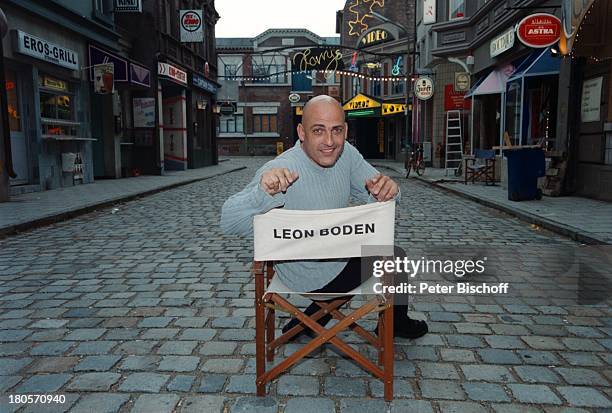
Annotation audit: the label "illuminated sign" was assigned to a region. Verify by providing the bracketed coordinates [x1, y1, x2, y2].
[343, 94, 381, 111]
[15, 30, 78, 70]
[296, 106, 304, 116]
[291, 48, 344, 71]
[382, 103, 406, 116]
[43, 76, 68, 92]
[158, 62, 187, 85]
[517, 13, 562, 48]
[347, 0, 385, 37]
[360, 28, 393, 47]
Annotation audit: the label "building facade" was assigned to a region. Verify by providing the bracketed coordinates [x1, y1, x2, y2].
[216, 29, 340, 156]
[1, 0, 219, 200]
[1, 0, 116, 194]
[116, 0, 219, 174]
[337, 0, 415, 161]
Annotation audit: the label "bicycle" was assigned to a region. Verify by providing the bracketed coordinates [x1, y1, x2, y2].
[404, 144, 425, 177]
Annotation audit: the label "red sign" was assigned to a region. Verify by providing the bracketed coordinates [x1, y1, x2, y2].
[444, 84, 471, 111]
[517, 13, 562, 48]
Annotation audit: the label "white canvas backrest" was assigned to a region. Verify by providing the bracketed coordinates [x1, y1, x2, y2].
[254, 201, 395, 262]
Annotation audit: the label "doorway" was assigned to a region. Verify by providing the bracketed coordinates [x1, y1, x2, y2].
[6, 69, 28, 185]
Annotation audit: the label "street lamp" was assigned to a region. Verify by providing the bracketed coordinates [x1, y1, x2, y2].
[369, 11, 414, 157]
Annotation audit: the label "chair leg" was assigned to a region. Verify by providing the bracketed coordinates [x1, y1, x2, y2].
[377, 314, 384, 366]
[383, 303, 394, 402]
[255, 290, 266, 396]
[266, 306, 275, 362]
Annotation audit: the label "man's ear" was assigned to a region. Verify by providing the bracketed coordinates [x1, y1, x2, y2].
[343, 122, 348, 140]
[297, 123, 306, 142]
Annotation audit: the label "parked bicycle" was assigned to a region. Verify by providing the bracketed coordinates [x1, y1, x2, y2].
[405, 144, 425, 177]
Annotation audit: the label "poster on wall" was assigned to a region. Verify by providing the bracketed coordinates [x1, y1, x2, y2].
[133, 98, 155, 128]
[93, 63, 114, 94]
[580, 77, 603, 123]
[180, 10, 204, 42]
[423, 0, 436, 24]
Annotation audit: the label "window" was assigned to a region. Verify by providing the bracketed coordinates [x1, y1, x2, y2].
[449, 0, 465, 20]
[38, 75, 78, 138]
[392, 80, 404, 95]
[292, 71, 312, 91]
[605, 135, 612, 165]
[253, 114, 277, 133]
[220, 115, 244, 133]
[252, 63, 286, 84]
[224, 64, 238, 79]
[5, 70, 21, 132]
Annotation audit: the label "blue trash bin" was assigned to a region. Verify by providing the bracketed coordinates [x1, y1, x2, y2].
[503, 147, 545, 201]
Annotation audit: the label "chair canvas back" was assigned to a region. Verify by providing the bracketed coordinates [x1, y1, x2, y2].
[253, 201, 395, 262]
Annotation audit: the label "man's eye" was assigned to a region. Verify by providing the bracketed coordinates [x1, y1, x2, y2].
[313, 129, 323, 134]
[332, 128, 344, 134]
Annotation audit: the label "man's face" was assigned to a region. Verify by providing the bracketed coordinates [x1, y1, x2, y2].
[297, 101, 347, 167]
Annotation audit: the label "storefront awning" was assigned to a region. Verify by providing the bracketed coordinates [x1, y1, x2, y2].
[465, 64, 514, 97]
[507, 47, 560, 83]
[343, 93, 381, 111]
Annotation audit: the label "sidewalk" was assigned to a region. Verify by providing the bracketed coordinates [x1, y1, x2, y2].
[0, 159, 246, 237]
[370, 160, 612, 245]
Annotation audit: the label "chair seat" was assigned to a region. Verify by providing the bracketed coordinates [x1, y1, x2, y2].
[265, 274, 383, 301]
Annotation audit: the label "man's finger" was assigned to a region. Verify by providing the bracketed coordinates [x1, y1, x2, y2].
[282, 169, 296, 184]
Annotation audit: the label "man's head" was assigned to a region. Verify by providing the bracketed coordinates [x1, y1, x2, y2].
[297, 95, 347, 167]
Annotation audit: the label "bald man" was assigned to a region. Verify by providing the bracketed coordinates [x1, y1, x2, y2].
[221, 95, 428, 339]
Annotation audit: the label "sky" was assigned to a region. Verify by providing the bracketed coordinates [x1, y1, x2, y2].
[215, 0, 347, 38]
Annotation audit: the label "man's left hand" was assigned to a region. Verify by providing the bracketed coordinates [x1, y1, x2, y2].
[365, 174, 398, 202]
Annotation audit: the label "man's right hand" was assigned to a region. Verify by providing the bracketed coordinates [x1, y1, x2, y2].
[260, 168, 299, 195]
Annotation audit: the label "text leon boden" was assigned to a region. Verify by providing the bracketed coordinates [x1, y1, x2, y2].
[273, 223, 375, 239]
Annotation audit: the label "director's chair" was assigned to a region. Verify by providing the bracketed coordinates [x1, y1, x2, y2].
[252, 203, 396, 401]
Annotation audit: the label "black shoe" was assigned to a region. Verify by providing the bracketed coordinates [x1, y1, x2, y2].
[375, 317, 428, 339]
[281, 302, 332, 341]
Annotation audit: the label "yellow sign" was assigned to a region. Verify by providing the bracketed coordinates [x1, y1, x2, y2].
[343, 93, 381, 111]
[276, 142, 284, 155]
[43, 76, 68, 92]
[382, 103, 406, 116]
[296, 106, 303, 116]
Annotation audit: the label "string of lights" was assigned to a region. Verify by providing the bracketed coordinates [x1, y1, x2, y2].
[218, 69, 408, 83]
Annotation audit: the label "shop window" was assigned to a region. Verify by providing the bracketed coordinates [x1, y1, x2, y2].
[449, 0, 465, 20]
[39, 75, 79, 138]
[220, 115, 244, 133]
[253, 114, 277, 133]
[5, 70, 21, 132]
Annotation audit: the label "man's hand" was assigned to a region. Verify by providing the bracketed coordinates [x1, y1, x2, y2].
[260, 168, 299, 195]
[365, 174, 398, 202]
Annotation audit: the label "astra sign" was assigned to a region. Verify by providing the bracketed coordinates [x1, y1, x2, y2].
[517, 13, 562, 48]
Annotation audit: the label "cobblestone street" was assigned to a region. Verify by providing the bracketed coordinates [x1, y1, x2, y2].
[1, 158, 610, 413]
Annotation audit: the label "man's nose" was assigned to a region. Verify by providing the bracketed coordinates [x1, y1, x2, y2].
[323, 130, 333, 145]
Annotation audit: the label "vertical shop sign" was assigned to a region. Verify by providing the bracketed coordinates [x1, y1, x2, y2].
[423, 0, 436, 24]
[581, 77, 602, 123]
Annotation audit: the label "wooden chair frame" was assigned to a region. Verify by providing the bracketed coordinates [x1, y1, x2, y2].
[465, 150, 496, 185]
[254, 261, 395, 401]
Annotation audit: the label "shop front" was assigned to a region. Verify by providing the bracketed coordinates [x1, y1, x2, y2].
[3, 23, 93, 193]
[158, 61, 188, 171]
[88, 44, 151, 179]
[189, 72, 218, 168]
[343, 93, 384, 159]
[563, 0, 612, 201]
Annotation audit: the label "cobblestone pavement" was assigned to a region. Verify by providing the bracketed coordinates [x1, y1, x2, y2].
[0, 157, 610, 413]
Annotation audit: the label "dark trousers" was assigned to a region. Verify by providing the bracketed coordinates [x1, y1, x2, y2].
[311, 257, 409, 320]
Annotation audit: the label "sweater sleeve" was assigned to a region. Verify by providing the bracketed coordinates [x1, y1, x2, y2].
[347, 143, 402, 204]
[220, 162, 287, 237]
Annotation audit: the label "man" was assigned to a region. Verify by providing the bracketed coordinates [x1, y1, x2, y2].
[221, 95, 427, 339]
